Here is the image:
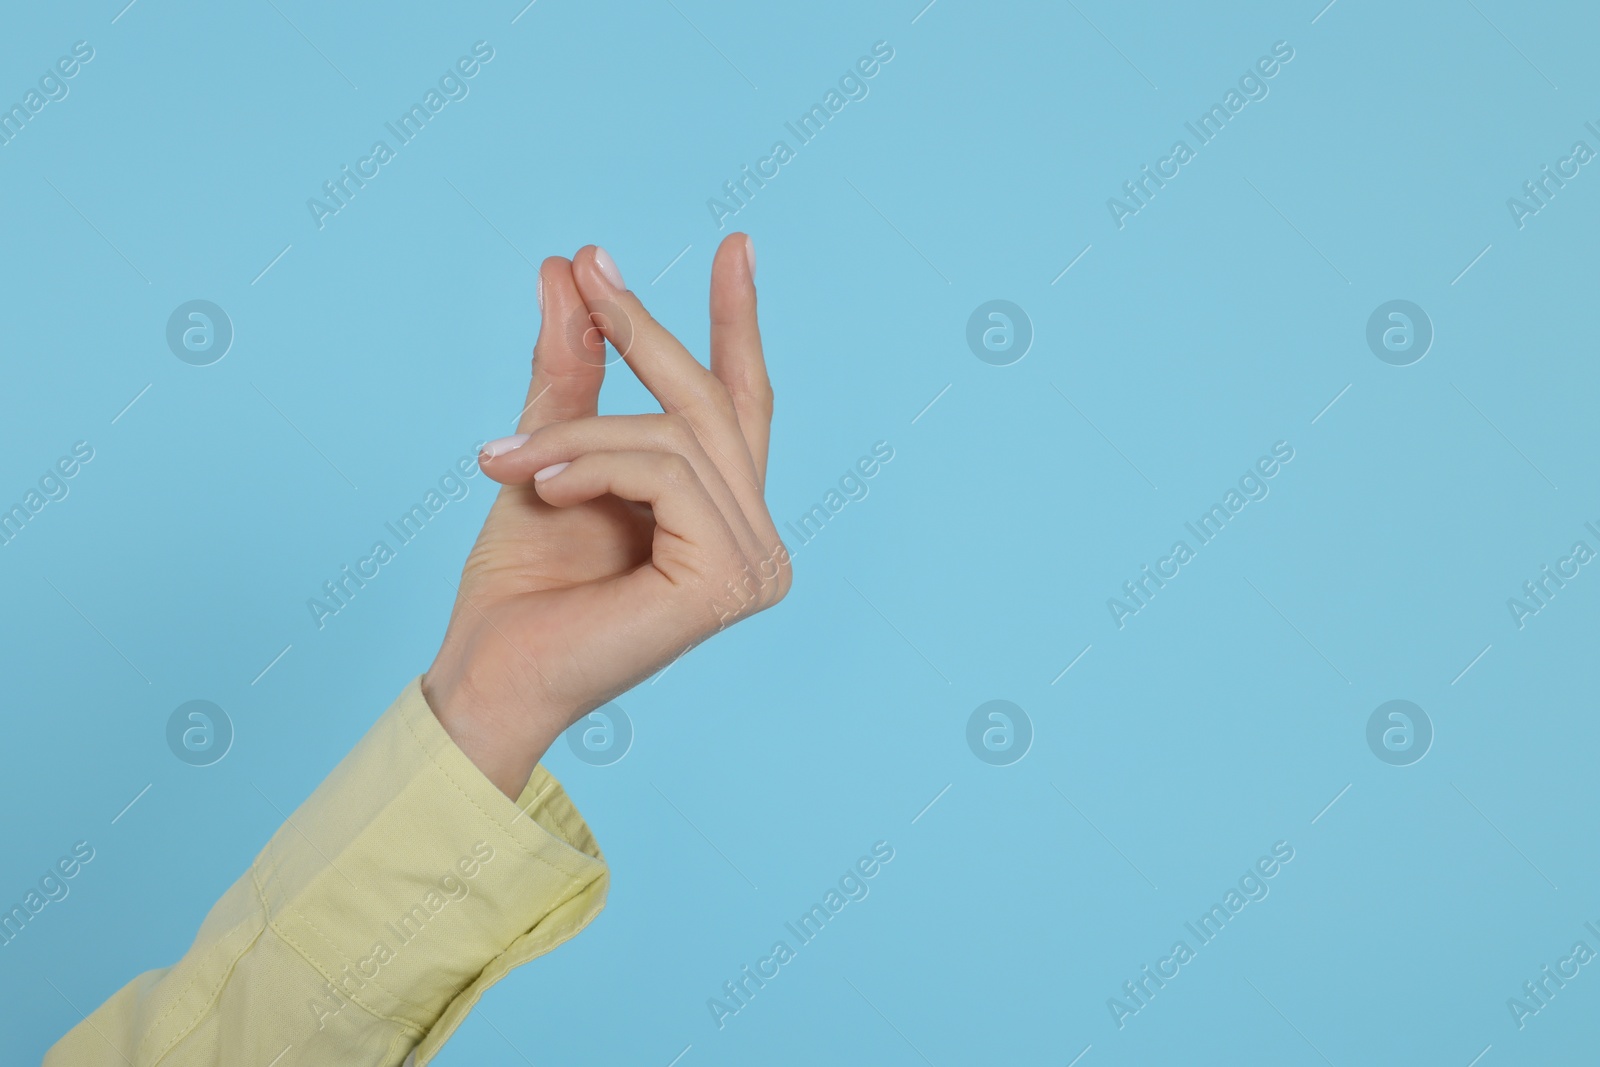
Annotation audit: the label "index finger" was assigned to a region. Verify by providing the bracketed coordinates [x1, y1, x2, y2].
[569, 245, 763, 494]
[569, 245, 737, 428]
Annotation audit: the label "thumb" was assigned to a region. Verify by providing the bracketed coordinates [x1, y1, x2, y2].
[516, 257, 608, 434]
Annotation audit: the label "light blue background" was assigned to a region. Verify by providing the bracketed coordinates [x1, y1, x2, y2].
[3, 1, 1599, 1063]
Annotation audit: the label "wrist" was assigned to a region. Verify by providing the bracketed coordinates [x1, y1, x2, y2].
[421, 646, 570, 799]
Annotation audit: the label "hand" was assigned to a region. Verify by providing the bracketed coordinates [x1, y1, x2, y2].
[422, 235, 791, 797]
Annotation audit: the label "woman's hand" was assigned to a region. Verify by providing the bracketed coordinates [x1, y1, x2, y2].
[422, 235, 791, 797]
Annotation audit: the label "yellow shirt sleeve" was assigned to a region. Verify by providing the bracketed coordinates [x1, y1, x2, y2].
[45, 678, 609, 1067]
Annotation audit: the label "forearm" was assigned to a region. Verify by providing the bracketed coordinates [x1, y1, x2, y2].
[46, 679, 607, 1067]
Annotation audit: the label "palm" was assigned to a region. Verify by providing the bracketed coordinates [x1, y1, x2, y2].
[450, 481, 670, 709]
[467, 483, 653, 597]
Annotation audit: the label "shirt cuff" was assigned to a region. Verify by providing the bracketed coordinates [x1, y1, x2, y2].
[254, 677, 608, 1063]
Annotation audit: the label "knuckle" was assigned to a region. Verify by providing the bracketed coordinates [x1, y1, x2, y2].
[708, 385, 739, 423]
[750, 380, 775, 415]
[686, 374, 737, 420]
[711, 553, 756, 614]
[660, 452, 695, 486]
[770, 559, 794, 604]
[729, 371, 774, 413]
[658, 413, 696, 449]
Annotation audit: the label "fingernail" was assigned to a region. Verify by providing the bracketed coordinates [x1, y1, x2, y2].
[536, 271, 544, 312]
[480, 434, 528, 460]
[593, 246, 624, 289]
[534, 461, 570, 481]
[743, 234, 757, 280]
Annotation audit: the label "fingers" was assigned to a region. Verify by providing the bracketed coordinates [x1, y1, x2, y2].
[532, 450, 744, 588]
[484, 414, 723, 484]
[709, 233, 774, 486]
[570, 243, 774, 514]
[503, 245, 791, 612]
[481, 413, 769, 565]
[516, 257, 607, 435]
[570, 246, 747, 440]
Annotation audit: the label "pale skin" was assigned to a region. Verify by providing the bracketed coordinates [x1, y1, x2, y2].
[421, 234, 791, 797]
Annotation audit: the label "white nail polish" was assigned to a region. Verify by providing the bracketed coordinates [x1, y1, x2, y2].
[593, 247, 624, 289]
[480, 434, 529, 460]
[534, 461, 571, 481]
[743, 234, 756, 280]
[536, 272, 545, 311]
